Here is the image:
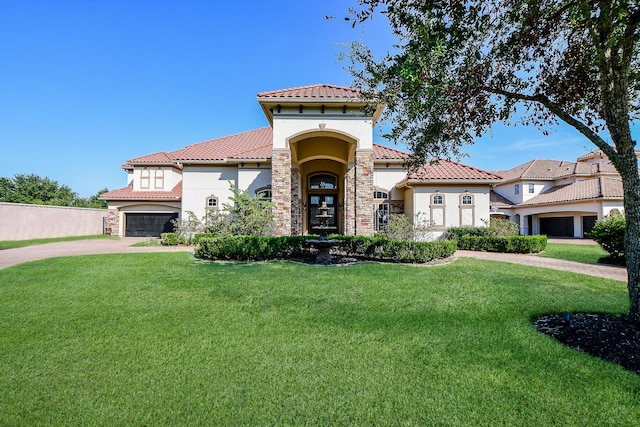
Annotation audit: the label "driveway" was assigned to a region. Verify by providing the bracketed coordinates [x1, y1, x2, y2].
[0, 237, 627, 282]
[0, 238, 192, 270]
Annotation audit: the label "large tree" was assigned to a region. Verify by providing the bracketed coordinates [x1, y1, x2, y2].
[345, 0, 640, 322]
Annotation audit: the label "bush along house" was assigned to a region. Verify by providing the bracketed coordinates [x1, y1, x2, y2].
[100, 84, 503, 238]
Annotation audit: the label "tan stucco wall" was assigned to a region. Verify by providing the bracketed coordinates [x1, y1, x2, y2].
[0, 202, 106, 240]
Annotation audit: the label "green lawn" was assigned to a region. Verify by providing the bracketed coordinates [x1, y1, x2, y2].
[0, 253, 637, 425]
[539, 242, 611, 264]
[0, 234, 112, 250]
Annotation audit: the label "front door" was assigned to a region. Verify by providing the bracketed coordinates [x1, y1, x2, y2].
[308, 194, 338, 234]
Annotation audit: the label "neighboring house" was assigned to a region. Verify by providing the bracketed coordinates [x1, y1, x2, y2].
[100, 84, 502, 238]
[490, 149, 633, 237]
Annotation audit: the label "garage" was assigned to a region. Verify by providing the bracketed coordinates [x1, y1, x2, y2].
[540, 217, 574, 237]
[582, 215, 598, 236]
[125, 213, 179, 237]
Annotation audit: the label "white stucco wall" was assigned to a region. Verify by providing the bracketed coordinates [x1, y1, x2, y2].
[238, 167, 272, 197]
[131, 167, 182, 191]
[181, 166, 238, 218]
[373, 166, 407, 200]
[272, 113, 374, 151]
[412, 185, 491, 227]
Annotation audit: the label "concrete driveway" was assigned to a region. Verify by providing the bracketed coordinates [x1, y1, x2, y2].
[0, 238, 192, 270]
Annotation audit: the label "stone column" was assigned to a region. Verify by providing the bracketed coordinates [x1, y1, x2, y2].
[106, 209, 120, 236]
[344, 163, 356, 235]
[271, 149, 292, 236]
[355, 149, 375, 236]
[291, 168, 302, 235]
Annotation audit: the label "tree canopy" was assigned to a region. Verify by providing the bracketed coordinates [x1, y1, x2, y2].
[345, 0, 640, 322]
[0, 174, 108, 209]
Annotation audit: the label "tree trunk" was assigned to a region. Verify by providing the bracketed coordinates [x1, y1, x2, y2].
[618, 152, 640, 324]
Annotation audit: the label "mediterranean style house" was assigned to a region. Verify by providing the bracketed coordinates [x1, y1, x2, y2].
[101, 84, 503, 238]
[489, 149, 629, 238]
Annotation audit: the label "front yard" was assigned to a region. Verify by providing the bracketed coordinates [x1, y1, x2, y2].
[0, 252, 637, 425]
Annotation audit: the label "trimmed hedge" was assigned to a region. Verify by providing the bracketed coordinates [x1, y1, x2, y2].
[160, 232, 189, 246]
[194, 235, 457, 264]
[195, 236, 307, 261]
[456, 235, 547, 253]
[335, 236, 457, 263]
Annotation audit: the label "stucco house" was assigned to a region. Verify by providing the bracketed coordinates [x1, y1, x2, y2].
[489, 149, 630, 238]
[101, 84, 503, 238]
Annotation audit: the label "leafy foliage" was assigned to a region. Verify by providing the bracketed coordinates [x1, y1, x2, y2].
[447, 218, 519, 239]
[588, 213, 627, 261]
[345, 0, 640, 320]
[0, 174, 107, 208]
[456, 235, 547, 253]
[223, 184, 275, 236]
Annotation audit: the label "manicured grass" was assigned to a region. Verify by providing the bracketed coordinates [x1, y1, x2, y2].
[539, 242, 611, 264]
[0, 253, 637, 425]
[0, 234, 112, 250]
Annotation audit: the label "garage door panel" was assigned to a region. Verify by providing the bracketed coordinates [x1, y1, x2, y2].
[125, 213, 178, 237]
[540, 217, 574, 237]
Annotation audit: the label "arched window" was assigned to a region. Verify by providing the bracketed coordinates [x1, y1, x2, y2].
[430, 192, 445, 228]
[432, 194, 444, 205]
[140, 168, 150, 189]
[154, 168, 164, 189]
[309, 173, 337, 190]
[374, 190, 389, 200]
[205, 195, 218, 211]
[462, 194, 473, 205]
[255, 186, 272, 202]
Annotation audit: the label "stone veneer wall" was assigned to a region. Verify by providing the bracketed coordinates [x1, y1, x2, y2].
[105, 209, 120, 236]
[344, 149, 374, 236]
[355, 149, 375, 236]
[271, 149, 292, 236]
[291, 169, 302, 235]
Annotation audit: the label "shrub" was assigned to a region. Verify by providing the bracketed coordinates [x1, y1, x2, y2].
[336, 236, 457, 263]
[588, 213, 626, 261]
[194, 235, 457, 264]
[223, 184, 274, 236]
[379, 214, 415, 241]
[160, 232, 188, 246]
[447, 218, 519, 239]
[457, 235, 547, 253]
[195, 236, 307, 261]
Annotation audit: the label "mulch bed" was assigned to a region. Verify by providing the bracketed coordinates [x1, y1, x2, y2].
[533, 313, 640, 375]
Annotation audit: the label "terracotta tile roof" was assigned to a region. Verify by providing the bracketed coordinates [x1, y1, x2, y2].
[490, 191, 514, 207]
[124, 126, 412, 164]
[373, 144, 409, 160]
[497, 158, 620, 183]
[520, 177, 623, 206]
[174, 127, 273, 162]
[405, 159, 503, 182]
[100, 182, 182, 201]
[257, 84, 361, 101]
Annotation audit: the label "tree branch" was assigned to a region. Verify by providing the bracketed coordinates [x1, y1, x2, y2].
[483, 86, 617, 159]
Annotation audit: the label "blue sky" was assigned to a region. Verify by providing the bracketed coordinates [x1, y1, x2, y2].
[0, 1, 629, 197]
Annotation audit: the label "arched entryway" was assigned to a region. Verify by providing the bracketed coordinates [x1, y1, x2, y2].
[289, 131, 355, 235]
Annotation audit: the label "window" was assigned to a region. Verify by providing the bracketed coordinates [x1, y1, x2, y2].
[432, 194, 444, 205]
[140, 168, 150, 189]
[154, 169, 164, 189]
[462, 194, 473, 205]
[206, 195, 218, 211]
[528, 183, 535, 194]
[374, 190, 389, 200]
[514, 184, 520, 195]
[459, 193, 475, 226]
[255, 186, 272, 202]
[376, 203, 389, 231]
[430, 193, 445, 227]
[309, 173, 337, 190]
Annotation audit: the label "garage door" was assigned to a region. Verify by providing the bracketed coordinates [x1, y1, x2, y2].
[125, 213, 179, 237]
[582, 215, 598, 236]
[540, 217, 574, 237]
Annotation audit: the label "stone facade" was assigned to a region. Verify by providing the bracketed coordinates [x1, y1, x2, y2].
[344, 149, 375, 236]
[271, 149, 292, 236]
[106, 209, 120, 236]
[291, 169, 302, 235]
